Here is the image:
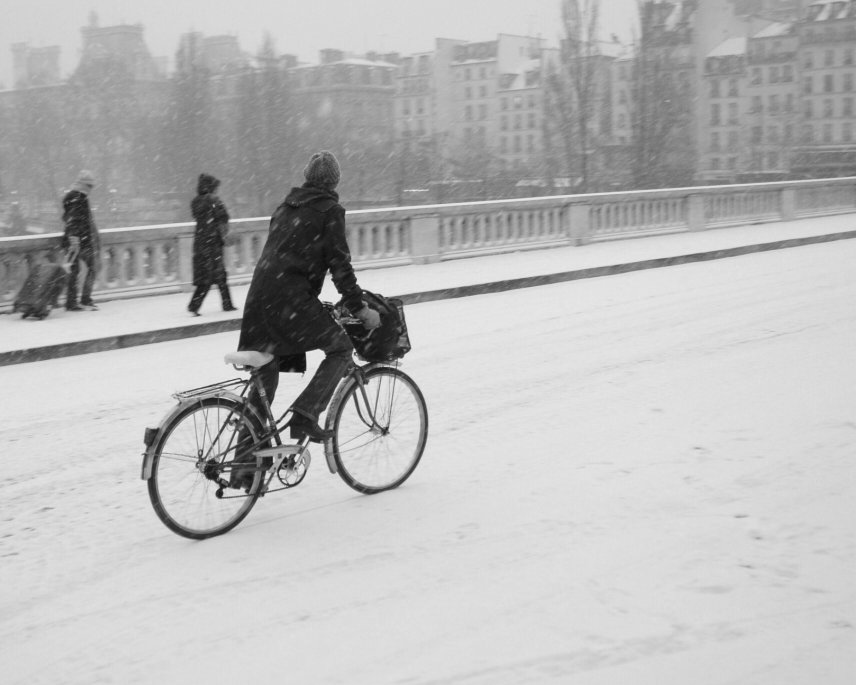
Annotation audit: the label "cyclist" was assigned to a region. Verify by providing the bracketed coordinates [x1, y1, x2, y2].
[231, 151, 379, 489]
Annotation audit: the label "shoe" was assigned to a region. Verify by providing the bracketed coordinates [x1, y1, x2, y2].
[81, 302, 98, 311]
[229, 457, 257, 492]
[289, 412, 333, 443]
[66, 304, 84, 311]
[188, 307, 201, 317]
[223, 305, 238, 312]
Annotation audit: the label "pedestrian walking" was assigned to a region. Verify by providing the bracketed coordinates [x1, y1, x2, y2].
[188, 173, 236, 315]
[61, 170, 100, 311]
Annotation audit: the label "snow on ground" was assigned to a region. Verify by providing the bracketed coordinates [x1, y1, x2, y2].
[1, 239, 855, 684]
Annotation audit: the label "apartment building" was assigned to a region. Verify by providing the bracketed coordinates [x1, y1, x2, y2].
[792, 0, 856, 176]
[291, 49, 397, 146]
[448, 35, 545, 172]
[745, 22, 800, 178]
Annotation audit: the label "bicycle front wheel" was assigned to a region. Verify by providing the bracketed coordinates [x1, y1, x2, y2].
[326, 365, 428, 494]
[147, 396, 263, 539]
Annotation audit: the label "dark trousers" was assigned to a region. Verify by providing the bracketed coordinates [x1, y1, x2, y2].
[188, 279, 233, 312]
[66, 248, 96, 307]
[248, 328, 353, 425]
[231, 327, 352, 483]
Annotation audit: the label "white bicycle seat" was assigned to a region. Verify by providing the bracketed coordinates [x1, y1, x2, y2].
[224, 351, 274, 368]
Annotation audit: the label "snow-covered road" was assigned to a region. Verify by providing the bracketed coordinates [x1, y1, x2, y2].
[2, 240, 855, 684]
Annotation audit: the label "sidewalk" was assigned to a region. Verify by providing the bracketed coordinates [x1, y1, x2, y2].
[2, 214, 854, 366]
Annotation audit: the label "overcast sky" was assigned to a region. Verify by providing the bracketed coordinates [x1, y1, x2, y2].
[1, 0, 638, 86]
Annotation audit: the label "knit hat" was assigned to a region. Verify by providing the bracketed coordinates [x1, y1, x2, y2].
[303, 150, 341, 189]
[73, 170, 96, 194]
[197, 173, 220, 195]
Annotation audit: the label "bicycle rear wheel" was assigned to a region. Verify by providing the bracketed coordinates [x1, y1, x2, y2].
[326, 365, 428, 494]
[147, 396, 264, 539]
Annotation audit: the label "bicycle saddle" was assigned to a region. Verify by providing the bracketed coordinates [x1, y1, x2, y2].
[224, 351, 274, 368]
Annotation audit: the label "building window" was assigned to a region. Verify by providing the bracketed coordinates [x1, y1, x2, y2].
[465, 86, 472, 99]
[804, 52, 813, 69]
[804, 76, 813, 94]
[769, 94, 779, 114]
[728, 130, 738, 151]
[479, 85, 487, 97]
[710, 78, 721, 98]
[465, 105, 472, 120]
[751, 126, 762, 144]
[710, 157, 721, 170]
[769, 66, 780, 83]
[500, 115, 508, 131]
[823, 123, 833, 142]
[711, 131, 721, 151]
[783, 64, 793, 82]
[767, 152, 778, 169]
[845, 49, 854, 66]
[711, 103, 721, 125]
[825, 49, 834, 67]
[752, 95, 762, 113]
[805, 100, 814, 118]
[824, 98, 834, 117]
[844, 97, 853, 116]
[478, 104, 487, 120]
[500, 136, 507, 153]
[501, 97, 508, 110]
[751, 67, 762, 85]
[728, 78, 738, 96]
[845, 73, 854, 92]
[728, 102, 738, 124]
[824, 74, 834, 92]
[844, 121, 853, 142]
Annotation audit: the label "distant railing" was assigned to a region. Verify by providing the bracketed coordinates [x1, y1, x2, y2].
[1, 177, 854, 311]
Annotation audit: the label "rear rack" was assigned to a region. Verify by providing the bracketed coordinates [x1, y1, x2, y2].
[173, 378, 247, 401]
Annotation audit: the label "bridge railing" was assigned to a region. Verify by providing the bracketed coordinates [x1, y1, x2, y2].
[1, 177, 854, 311]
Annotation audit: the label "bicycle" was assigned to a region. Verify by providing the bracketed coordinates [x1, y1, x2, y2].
[140, 301, 428, 539]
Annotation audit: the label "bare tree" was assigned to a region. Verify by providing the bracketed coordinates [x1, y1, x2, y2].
[627, 0, 696, 188]
[545, 0, 602, 193]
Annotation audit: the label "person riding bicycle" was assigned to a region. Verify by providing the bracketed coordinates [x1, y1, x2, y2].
[230, 151, 380, 489]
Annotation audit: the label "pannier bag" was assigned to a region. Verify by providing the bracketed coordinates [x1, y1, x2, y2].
[340, 290, 411, 363]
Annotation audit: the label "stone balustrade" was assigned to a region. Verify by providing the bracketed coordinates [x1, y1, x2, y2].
[1, 177, 854, 312]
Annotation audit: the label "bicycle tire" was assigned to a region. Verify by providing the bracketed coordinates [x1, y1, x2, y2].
[326, 365, 428, 494]
[147, 395, 264, 539]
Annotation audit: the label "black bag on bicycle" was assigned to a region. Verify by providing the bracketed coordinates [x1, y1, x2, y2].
[342, 290, 411, 363]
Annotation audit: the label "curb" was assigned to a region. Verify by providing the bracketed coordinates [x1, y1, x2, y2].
[3, 229, 855, 367]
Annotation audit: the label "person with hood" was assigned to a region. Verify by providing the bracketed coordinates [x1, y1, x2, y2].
[188, 173, 236, 315]
[230, 150, 380, 489]
[61, 170, 101, 311]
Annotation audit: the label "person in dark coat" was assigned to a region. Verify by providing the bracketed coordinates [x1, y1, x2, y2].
[188, 173, 236, 315]
[61, 170, 100, 311]
[230, 151, 380, 489]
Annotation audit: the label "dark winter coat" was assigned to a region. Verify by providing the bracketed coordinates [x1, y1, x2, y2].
[237, 184, 364, 372]
[61, 189, 99, 254]
[191, 174, 230, 286]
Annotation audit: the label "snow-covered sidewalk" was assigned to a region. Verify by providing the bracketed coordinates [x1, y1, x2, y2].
[1, 214, 853, 362]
